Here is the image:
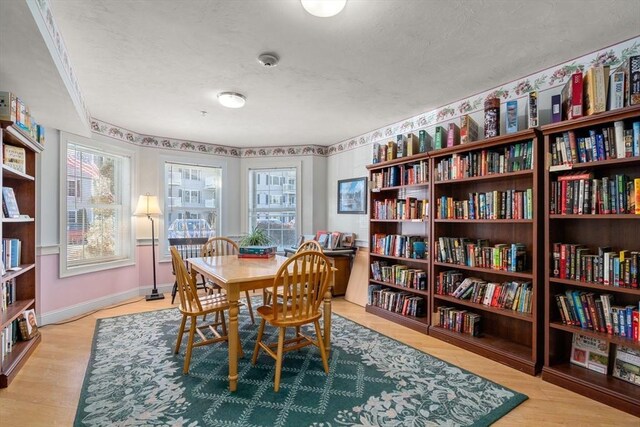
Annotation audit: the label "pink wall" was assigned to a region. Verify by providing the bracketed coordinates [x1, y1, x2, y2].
[38, 246, 174, 316]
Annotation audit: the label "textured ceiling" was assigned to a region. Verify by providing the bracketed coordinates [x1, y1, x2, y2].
[49, 0, 640, 147]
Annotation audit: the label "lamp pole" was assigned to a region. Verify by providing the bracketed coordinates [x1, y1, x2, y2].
[146, 212, 164, 301]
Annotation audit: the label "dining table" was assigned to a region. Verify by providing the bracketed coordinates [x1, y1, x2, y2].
[187, 254, 333, 392]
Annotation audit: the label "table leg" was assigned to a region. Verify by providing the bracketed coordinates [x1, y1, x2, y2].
[227, 286, 240, 392]
[323, 288, 331, 353]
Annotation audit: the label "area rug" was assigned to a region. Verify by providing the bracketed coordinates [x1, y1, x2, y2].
[74, 304, 527, 426]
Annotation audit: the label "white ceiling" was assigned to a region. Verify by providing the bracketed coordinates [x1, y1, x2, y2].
[35, 0, 640, 147]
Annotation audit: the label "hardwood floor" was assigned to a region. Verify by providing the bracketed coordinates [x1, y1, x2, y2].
[0, 295, 637, 426]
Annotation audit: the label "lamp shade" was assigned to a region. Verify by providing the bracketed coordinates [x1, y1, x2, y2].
[133, 194, 162, 216]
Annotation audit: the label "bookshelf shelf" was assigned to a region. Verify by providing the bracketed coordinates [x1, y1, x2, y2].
[542, 104, 640, 416]
[433, 169, 533, 185]
[369, 279, 429, 297]
[549, 277, 640, 295]
[1, 120, 41, 388]
[433, 294, 533, 321]
[367, 152, 429, 171]
[433, 262, 533, 279]
[365, 304, 429, 333]
[370, 253, 429, 265]
[371, 183, 429, 192]
[370, 219, 427, 223]
[430, 129, 542, 375]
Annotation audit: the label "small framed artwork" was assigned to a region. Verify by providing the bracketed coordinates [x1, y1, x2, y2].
[337, 177, 367, 214]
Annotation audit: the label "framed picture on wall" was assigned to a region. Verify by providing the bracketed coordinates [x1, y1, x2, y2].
[337, 177, 367, 214]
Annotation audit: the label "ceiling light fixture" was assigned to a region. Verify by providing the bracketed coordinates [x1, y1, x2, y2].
[301, 0, 346, 17]
[217, 92, 246, 109]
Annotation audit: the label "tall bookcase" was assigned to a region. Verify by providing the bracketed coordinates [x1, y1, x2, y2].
[428, 129, 543, 375]
[541, 105, 640, 416]
[0, 121, 43, 387]
[366, 152, 431, 333]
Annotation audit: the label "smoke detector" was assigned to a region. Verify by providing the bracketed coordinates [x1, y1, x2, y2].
[257, 53, 279, 68]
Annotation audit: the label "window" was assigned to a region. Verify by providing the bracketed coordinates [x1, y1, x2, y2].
[248, 168, 297, 251]
[61, 137, 133, 276]
[164, 162, 221, 243]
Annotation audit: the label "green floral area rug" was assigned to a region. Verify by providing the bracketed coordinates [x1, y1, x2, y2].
[74, 305, 527, 426]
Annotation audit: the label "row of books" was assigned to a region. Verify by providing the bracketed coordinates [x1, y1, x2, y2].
[370, 261, 427, 290]
[435, 237, 528, 272]
[549, 123, 640, 167]
[0, 91, 46, 145]
[372, 198, 428, 220]
[0, 319, 19, 364]
[371, 234, 428, 259]
[1, 278, 16, 311]
[372, 132, 430, 164]
[436, 189, 533, 220]
[555, 291, 638, 341]
[2, 238, 22, 269]
[433, 115, 480, 149]
[435, 271, 533, 314]
[434, 141, 534, 182]
[437, 306, 481, 336]
[2, 187, 21, 219]
[570, 334, 640, 386]
[367, 285, 426, 317]
[550, 173, 639, 215]
[551, 243, 638, 288]
[371, 160, 429, 189]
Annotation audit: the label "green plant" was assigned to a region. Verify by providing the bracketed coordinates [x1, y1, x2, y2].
[239, 227, 272, 247]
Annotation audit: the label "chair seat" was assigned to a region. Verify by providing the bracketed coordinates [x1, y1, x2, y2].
[256, 304, 322, 327]
[179, 293, 230, 314]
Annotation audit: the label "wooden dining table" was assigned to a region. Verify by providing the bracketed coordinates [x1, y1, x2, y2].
[187, 254, 333, 392]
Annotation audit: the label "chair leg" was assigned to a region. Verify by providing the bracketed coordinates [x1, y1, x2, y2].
[170, 280, 178, 304]
[175, 314, 187, 354]
[220, 311, 227, 336]
[251, 318, 266, 365]
[183, 317, 197, 374]
[314, 320, 330, 374]
[274, 327, 286, 392]
[244, 291, 255, 324]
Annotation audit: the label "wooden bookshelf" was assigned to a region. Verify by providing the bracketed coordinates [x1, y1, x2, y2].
[366, 152, 431, 330]
[542, 105, 640, 416]
[429, 128, 542, 375]
[0, 120, 42, 388]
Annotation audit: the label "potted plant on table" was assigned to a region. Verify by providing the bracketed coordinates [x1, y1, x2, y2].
[238, 227, 277, 258]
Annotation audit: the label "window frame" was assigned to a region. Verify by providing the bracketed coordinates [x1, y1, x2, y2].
[59, 132, 136, 278]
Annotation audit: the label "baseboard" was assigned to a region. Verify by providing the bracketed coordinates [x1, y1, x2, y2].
[39, 282, 174, 325]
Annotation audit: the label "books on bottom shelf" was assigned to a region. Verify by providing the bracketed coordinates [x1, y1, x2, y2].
[570, 333, 610, 374]
[0, 308, 38, 363]
[1, 238, 22, 269]
[612, 345, 640, 386]
[370, 261, 427, 290]
[1, 278, 16, 311]
[367, 284, 425, 317]
[437, 306, 480, 336]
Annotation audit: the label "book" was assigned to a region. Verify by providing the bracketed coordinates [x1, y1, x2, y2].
[341, 233, 355, 248]
[609, 71, 625, 110]
[506, 100, 518, 133]
[551, 94, 562, 123]
[18, 309, 38, 340]
[528, 91, 538, 128]
[0, 92, 17, 122]
[459, 114, 478, 144]
[2, 187, 20, 218]
[396, 134, 406, 158]
[3, 145, 26, 174]
[584, 65, 610, 115]
[330, 231, 342, 250]
[612, 345, 640, 386]
[562, 71, 584, 120]
[372, 143, 380, 164]
[447, 123, 460, 147]
[434, 126, 447, 150]
[630, 55, 640, 106]
[570, 333, 609, 374]
[484, 97, 500, 138]
[418, 130, 431, 153]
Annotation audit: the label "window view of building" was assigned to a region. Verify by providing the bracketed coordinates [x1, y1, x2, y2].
[248, 168, 297, 250]
[66, 143, 130, 266]
[164, 163, 221, 243]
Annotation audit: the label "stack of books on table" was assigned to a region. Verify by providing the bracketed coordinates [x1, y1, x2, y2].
[238, 246, 277, 259]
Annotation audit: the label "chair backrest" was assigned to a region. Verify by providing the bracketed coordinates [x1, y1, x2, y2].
[169, 237, 209, 274]
[296, 240, 323, 253]
[170, 246, 202, 313]
[201, 237, 239, 257]
[270, 250, 331, 323]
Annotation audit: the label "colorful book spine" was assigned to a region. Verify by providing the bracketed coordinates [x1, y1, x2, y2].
[506, 100, 518, 133]
[528, 91, 538, 128]
[551, 94, 562, 123]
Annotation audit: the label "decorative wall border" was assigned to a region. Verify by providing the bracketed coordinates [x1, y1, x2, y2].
[326, 36, 640, 156]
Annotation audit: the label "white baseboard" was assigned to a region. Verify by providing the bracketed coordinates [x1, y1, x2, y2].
[39, 282, 174, 325]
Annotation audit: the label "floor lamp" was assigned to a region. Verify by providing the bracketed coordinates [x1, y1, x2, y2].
[134, 193, 164, 301]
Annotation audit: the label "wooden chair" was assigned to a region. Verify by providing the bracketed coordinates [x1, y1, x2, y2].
[169, 237, 210, 304]
[201, 237, 255, 324]
[170, 247, 243, 374]
[264, 239, 324, 305]
[252, 250, 331, 392]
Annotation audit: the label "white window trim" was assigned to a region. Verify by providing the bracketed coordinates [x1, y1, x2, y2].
[59, 132, 136, 277]
[242, 160, 302, 243]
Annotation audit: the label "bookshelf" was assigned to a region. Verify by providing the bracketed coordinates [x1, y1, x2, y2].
[0, 121, 43, 388]
[366, 152, 430, 333]
[429, 129, 543, 375]
[542, 105, 640, 416]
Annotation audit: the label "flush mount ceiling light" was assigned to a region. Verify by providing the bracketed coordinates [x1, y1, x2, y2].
[301, 0, 346, 17]
[217, 92, 246, 108]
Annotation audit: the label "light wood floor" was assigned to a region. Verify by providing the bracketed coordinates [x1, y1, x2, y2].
[0, 295, 637, 426]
